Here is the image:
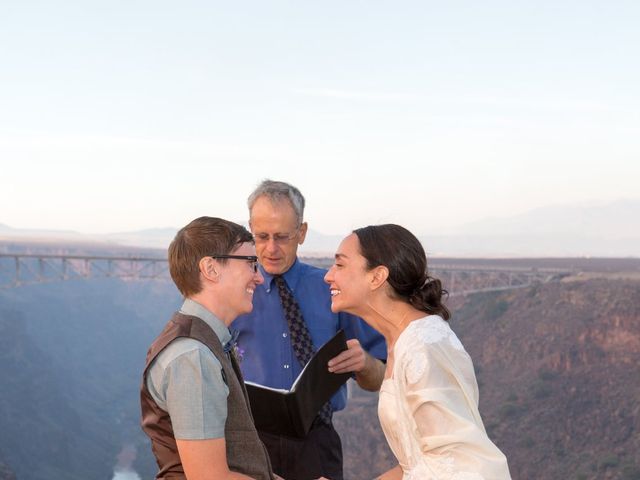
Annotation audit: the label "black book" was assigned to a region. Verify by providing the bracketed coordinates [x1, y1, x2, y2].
[244, 330, 351, 439]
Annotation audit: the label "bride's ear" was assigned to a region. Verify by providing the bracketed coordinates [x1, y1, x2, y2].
[369, 265, 389, 291]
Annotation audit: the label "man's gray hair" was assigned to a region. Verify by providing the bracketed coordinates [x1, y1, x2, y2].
[248, 179, 306, 225]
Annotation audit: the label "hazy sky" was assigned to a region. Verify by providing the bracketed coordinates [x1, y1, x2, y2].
[1, 1, 639, 237]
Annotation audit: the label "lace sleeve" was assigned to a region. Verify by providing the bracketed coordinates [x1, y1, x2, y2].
[393, 319, 509, 480]
[401, 345, 455, 453]
[398, 322, 472, 455]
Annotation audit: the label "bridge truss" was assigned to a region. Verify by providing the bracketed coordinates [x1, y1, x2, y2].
[0, 254, 570, 295]
[429, 264, 569, 296]
[0, 254, 169, 288]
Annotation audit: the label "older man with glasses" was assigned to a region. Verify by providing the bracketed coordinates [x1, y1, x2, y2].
[232, 180, 387, 480]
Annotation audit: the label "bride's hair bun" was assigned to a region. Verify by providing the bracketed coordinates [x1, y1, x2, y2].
[408, 276, 450, 320]
[353, 224, 450, 320]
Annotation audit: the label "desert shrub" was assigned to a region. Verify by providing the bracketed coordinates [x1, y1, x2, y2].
[599, 454, 619, 470]
[498, 402, 523, 419]
[487, 300, 509, 319]
[531, 380, 552, 399]
[622, 463, 640, 480]
[538, 368, 558, 381]
[520, 436, 535, 448]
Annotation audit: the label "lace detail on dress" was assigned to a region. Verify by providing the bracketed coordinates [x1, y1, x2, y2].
[406, 455, 485, 480]
[406, 316, 465, 351]
[402, 317, 465, 385]
[381, 315, 511, 480]
[405, 352, 427, 384]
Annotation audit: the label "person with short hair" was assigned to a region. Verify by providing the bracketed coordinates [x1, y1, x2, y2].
[140, 216, 275, 480]
[324, 224, 511, 480]
[233, 180, 387, 480]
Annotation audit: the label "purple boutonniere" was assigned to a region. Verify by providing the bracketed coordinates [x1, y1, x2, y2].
[233, 344, 245, 363]
[225, 329, 244, 363]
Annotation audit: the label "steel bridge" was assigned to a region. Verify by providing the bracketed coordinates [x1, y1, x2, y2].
[0, 253, 169, 288]
[0, 253, 571, 295]
[428, 263, 570, 296]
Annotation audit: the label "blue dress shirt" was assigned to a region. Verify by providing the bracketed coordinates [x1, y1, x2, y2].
[232, 258, 387, 412]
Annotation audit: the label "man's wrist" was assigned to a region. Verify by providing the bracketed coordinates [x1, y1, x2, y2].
[355, 354, 385, 391]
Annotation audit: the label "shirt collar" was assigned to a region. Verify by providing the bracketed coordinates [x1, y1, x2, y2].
[180, 298, 232, 347]
[261, 257, 303, 292]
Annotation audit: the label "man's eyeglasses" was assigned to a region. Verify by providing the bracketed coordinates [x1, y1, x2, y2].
[208, 255, 259, 273]
[252, 229, 299, 246]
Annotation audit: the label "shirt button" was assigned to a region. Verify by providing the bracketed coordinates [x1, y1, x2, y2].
[284, 364, 290, 369]
[282, 332, 288, 338]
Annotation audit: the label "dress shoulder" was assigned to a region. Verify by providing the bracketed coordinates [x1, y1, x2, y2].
[399, 316, 465, 352]
[395, 316, 467, 385]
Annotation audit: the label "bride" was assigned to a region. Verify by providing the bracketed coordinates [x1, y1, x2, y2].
[324, 224, 511, 480]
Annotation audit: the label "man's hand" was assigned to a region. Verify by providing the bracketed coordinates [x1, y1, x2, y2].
[327, 339, 367, 374]
[327, 339, 385, 391]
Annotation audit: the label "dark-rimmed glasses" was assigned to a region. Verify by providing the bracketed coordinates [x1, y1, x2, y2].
[208, 255, 259, 273]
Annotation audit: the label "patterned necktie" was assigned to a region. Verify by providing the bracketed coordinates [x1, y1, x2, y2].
[274, 275, 332, 424]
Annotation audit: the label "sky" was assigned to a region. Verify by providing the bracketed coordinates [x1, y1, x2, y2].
[1, 1, 639, 238]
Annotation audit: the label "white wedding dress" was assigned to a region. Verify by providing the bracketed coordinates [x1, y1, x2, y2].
[378, 316, 511, 480]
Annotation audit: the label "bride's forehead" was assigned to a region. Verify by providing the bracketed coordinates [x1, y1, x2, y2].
[339, 233, 360, 251]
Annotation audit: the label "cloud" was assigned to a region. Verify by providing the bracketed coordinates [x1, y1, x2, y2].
[294, 88, 623, 115]
[294, 88, 416, 102]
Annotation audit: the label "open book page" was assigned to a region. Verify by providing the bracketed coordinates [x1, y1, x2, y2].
[290, 329, 348, 391]
[245, 330, 351, 438]
[243, 381, 288, 394]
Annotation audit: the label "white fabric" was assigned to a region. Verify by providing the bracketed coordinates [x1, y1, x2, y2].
[378, 316, 511, 480]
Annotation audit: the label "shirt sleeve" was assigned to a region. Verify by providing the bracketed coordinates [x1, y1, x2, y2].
[150, 341, 229, 440]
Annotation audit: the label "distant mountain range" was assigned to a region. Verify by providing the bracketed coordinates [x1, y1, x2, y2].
[2, 199, 639, 257]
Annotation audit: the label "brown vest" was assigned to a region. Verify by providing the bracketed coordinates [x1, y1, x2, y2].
[140, 312, 273, 479]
